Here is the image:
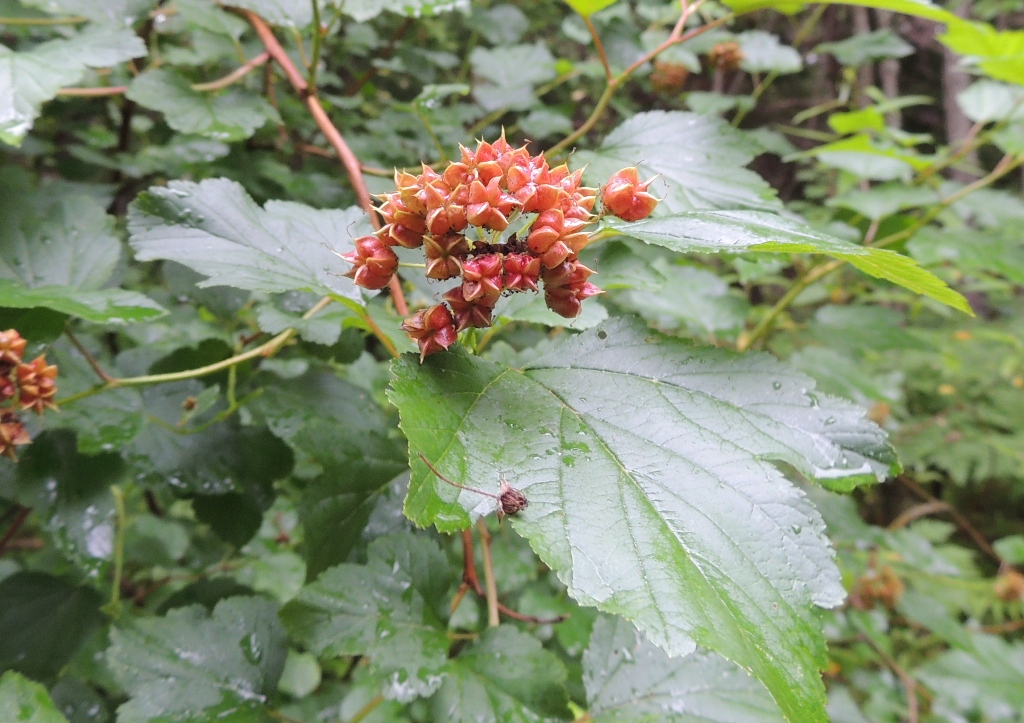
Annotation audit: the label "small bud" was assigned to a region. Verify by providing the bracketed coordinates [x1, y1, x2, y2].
[461, 253, 504, 304]
[503, 253, 541, 293]
[340, 236, 399, 290]
[424, 233, 470, 281]
[443, 286, 495, 331]
[498, 476, 529, 519]
[15, 356, 58, 415]
[401, 304, 458, 361]
[0, 330, 26, 369]
[709, 41, 744, 72]
[602, 167, 659, 222]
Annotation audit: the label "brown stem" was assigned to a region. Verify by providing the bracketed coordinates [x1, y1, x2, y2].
[0, 507, 31, 556]
[887, 500, 952, 531]
[237, 8, 409, 316]
[496, 602, 568, 625]
[418, 453, 499, 500]
[858, 634, 920, 723]
[65, 327, 114, 383]
[585, 16, 612, 83]
[57, 86, 128, 97]
[897, 475, 1001, 563]
[192, 51, 270, 91]
[461, 529, 484, 595]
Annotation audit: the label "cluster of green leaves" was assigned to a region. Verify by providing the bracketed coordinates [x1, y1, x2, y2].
[2, 0, 1024, 721]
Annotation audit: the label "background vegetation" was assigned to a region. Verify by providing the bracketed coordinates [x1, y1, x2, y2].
[1, 0, 1024, 721]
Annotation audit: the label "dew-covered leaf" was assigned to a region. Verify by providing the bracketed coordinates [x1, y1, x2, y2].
[280, 532, 452, 702]
[126, 69, 279, 142]
[583, 615, 783, 722]
[389, 317, 898, 721]
[0, 26, 145, 146]
[0, 671, 66, 723]
[127, 179, 368, 299]
[430, 627, 569, 722]
[107, 596, 287, 722]
[574, 111, 781, 213]
[0, 572, 103, 681]
[606, 212, 973, 314]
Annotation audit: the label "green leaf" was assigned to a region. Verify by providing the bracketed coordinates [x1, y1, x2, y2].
[3, 432, 124, 577]
[574, 111, 781, 213]
[0, 671, 66, 723]
[226, 0, 311, 26]
[583, 615, 783, 722]
[826, 184, 939, 221]
[389, 318, 899, 722]
[917, 635, 1024, 720]
[939, 21, 1024, 87]
[470, 44, 557, 112]
[0, 26, 145, 146]
[993, 534, 1024, 564]
[430, 627, 569, 722]
[0, 572, 103, 680]
[126, 69, 279, 142]
[563, 0, 619, 17]
[817, 29, 914, 66]
[736, 31, 802, 75]
[127, 179, 369, 299]
[175, 0, 248, 39]
[19, 0, 155, 25]
[280, 532, 452, 702]
[0, 190, 164, 322]
[722, 0, 958, 25]
[606, 212, 974, 314]
[620, 264, 749, 338]
[339, 0, 470, 23]
[107, 596, 287, 722]
[957, 80, 1024, 123]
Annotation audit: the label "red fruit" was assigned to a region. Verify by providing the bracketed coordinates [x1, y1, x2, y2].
[503, 253, 541, 293]
[461, 253, 504, 304]
[466, 178, 517, 231]
[0, 329, 26, 369]
[15, 356, 57, 415]
[602, 167, 659, 222]
[340, 235, 399, 290]
[0, 410, 30, 460]
[401, 304, 458, 361]
[424, 233, 470, 281]
[443, 286, 495, 331]
[542, 261, 601, 318]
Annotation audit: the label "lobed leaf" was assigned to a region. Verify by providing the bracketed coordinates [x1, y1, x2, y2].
[107, 596, 287, 722]
[127, 178, 369, 299]
[0, 671, 65, 723]
[573, 111, 781, 213]
[389, 317, 898, 721]
[583, 615, 783, 722]
[606, 211, 973, 314]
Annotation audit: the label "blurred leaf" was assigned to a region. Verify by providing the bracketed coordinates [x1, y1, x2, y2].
[126, 69, 279, 142]
[227, 0, 311, 26]
[737, 31, 802, 74]
[430, 627, 569, 722]
[575, 111, 781, 212]
[607, 212, 973, 314]
[0, 26, 145, 146]
[563, 0, 619, 16]
[280, 532, 452, 702]
[470, 43, 557, 112]
[584, 615, 784, 722]
[723, 0, 957, 24]
[957, 80, 1024, 123]
[107, 597, 287, 722]
[390, 318, 898, 722]
[994, 535, 1024, 564]
[817, 29, 914, 66]
[0, 671, 66, 723]
[0, 572, 102, 680]
[339, 0, 470, 23]
[19, 0, 155, 25]
[621, 264, 749, 337]
[0, 193, 163, 323]
[827, 184, 939, 221]
[939, 20, 1024, 86]
[917, 635, 1024, 721]
[128, 179, 368, 300]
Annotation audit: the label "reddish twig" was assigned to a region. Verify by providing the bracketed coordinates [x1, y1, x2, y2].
[461, 528, 484, 594]
[897, 475, 1001, 563]
[0, 507, 31, 556]
[238, 8, 408, 316]
[65, 327, 114, 383]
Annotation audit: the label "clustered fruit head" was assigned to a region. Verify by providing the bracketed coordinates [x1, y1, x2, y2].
[708, 41, 744, 72]
[339, 134, 659, 360]
[0, 329, 57, 460]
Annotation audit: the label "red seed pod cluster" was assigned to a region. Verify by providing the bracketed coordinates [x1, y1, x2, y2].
[339, 134, 659, 360]
[0, 329, 58, 460]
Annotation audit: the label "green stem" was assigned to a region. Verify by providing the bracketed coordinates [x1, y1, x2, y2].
[106, 485, 127, 618]
[57, 296, 335, 406]
[308, 0, 323, 92]
[345, 694, 385, 723]
[548, 14, 732, 157]
[0, 15, 86, 25]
